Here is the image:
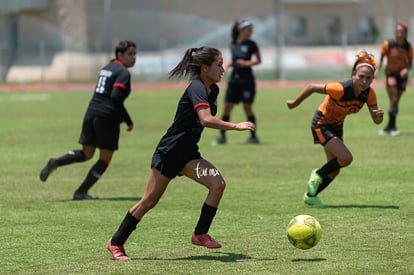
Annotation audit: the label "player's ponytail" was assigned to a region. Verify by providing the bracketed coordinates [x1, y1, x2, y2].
[231, 21, 240, 43]
[168, 47, 221, 80]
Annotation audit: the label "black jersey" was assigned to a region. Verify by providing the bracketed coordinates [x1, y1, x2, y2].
[230, 40, 259, 79]
[86, 60, 133, 125]
[155, 78, 219, 159]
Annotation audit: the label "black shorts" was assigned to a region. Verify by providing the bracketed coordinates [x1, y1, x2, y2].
[79, 114, 120, 150]
[151, 151, 202, 179]
[311, 123, 343, 145]
[386, 72, 408, 91]
[225, 77, 256, 104]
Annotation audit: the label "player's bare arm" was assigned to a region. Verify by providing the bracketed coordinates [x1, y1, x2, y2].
[286, 84, 325, 109]
[197, 106, 255, 131]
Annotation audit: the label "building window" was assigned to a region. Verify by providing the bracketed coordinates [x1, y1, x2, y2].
[327, 16, 341, 44]
[292, 16, 307, 37]
[360, 17, 379, 43]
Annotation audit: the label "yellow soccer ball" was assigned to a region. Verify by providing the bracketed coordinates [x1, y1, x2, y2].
[287, 215, 322, 249]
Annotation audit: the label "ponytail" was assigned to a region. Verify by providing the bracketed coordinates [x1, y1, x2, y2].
[168, 47, 221, 80]
[231, 21, 240, 43]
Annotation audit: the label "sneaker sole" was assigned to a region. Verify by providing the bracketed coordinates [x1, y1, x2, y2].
[192, 242, 221, 249]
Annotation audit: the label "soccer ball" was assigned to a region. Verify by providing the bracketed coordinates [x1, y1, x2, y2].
[287, 215, 322, 249]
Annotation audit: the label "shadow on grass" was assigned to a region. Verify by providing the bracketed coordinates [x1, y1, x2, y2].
[100, 197, 141, 201]
[326, 204, 399, 209]
[137, 251, 276, 262]
[291, 258, 326, 262]
[57, 196, 141, 202]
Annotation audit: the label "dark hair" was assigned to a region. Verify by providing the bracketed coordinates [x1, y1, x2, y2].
[351, 50, 376, 76]
[114, 40, 136, 58]
[168, 47, 221, 80]
[231, 19, 252, 43]
[397, 21, 409, 39]
[231, 21, 240, 43]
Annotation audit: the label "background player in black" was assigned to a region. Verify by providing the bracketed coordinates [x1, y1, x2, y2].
[107, 47, 255, 260]
[39, 40, 136, 200]
[216, 19, 262, 145]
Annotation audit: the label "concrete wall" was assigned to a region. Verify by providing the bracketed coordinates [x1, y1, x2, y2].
[2, 0, 414, 82]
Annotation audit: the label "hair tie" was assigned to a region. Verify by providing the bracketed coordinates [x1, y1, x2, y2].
[356, 53, 376, 66]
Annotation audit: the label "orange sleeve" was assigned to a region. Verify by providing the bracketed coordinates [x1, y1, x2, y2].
[381, 40, 389, 55]
[367, 88, 378, 106]
[325, 82, 344, 100]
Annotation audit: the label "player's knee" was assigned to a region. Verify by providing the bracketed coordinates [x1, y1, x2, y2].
[339, 154, 353, 167]
[83, 151, 94, 161]
[211, 179, 226, 194]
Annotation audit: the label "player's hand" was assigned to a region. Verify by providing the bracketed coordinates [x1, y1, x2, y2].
[372, 109, 384, 124]
[235, 122, 256, 131]
[373, 109, 384, 118]
[286, 100, 298, 109]
[400, 68, 409, 78]
[126, 124, 134, 131]
[236, 59, 250, 68]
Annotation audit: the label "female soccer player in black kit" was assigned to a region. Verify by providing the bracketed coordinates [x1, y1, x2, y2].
[39, 40, 136, 200]
[107, 47, 255, 260]
[216, 19, 262, 145]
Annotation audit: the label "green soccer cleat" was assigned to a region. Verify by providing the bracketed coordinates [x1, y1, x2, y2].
[303, 193, 328, 208]
[307, 169, 322, 196]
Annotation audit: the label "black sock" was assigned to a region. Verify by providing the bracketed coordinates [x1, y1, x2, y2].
[194, 203, 217, 235]
[57, 150, 85, 166]
[111, 211, 140, 245]
[317, 158, 341, 178]
[388, 108, 397, 129]
[247, 114, 256, 138]
[388, 110, 395, 129]
[76, 159, 108, 193]
[315, 175, 335, 195]
[220, 115, 230, 136]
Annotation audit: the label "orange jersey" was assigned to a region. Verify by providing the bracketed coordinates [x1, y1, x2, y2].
[315, 80, 378, 125]
[381, 39, 413, 74]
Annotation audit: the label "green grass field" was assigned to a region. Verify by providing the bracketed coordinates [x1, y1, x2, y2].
[0, 85, 413, 274]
